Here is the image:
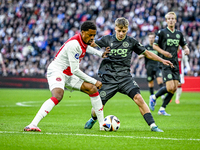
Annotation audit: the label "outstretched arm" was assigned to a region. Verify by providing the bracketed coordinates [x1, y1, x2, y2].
[143, 50, 174, 68]
[153, 44, 172, 58]
[87, 46, 110, 58]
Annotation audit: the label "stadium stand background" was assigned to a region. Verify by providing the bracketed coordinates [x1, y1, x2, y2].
[0, 0, 200, 79]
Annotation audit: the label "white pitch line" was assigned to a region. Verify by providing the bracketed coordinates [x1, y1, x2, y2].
[0, 131, 199, 141]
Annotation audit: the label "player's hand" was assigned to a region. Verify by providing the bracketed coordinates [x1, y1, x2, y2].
[163, 51, 172, 58]
[162, 60, 174, 68]
[184, 49, 190, 55]
[95, 81, 102, 89]
[102, 47, 110, 58]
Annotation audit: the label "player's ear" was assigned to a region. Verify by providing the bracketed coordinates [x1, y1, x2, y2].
[81, 30, 85, 35]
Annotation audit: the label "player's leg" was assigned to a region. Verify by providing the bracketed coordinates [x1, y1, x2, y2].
[158, 80, 179, 116]
[175, 83, 182, 104]
[128, 89, 163, 132]
[175, 74, 184, 104]
[80, 81, 104, 130]
[120, 77, 163, 132]
[156, 76, 165, 100]
[149, 68, 169, 111]
[148, 80, 154, 95]
[147, 67, 154, 96]
[84, 83, 117, 129]
[24, 71, 65, 132]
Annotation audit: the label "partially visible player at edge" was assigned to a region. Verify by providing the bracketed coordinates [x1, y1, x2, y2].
[138, 32, 165, 100]
[84, 17, 174, 132]
[174, 47, 191, 104]
[149, 12, 190, 115]
[24, 21, 110, 132]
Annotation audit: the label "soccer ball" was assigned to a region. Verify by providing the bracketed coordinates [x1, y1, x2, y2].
[103, 115, 120, 131]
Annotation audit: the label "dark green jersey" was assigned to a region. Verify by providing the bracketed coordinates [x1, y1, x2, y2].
[95, 34, 146, 77]
[154, 27, 187, 69]
[144, 44, 159, 68]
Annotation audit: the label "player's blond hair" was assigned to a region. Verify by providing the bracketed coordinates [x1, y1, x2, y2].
[165, 11, 177, 19]
[115, 17, 129, 28]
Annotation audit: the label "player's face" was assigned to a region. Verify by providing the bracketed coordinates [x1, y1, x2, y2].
[115, 26, 128, 41]
[148, 35, 155, 45]
[166, 14, 176, 28]
[81, 29, 96, 45]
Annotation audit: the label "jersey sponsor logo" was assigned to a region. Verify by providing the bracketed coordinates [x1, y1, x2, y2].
[56, 77, 62, 81]
[109, 49, 128, 57]
[75, 53, 79, 59]
[167, 39, 180, 46]
[100, 91, 106, 97]
[123, 42, 129, 48]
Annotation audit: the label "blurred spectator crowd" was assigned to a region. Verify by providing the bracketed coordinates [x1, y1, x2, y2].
[0, 0, 200, 78]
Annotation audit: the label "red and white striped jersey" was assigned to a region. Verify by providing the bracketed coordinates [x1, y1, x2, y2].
[48, 33, 102, 85]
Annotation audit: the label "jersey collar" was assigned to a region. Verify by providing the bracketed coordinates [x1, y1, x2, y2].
[78, 33, 87, 49]
[167, 27, 175, 33]
[115, 34, 127, 41]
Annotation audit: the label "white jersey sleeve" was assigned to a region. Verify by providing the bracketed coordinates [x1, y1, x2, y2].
[86, 46, 103, 57]
[65, 41, 97, 85]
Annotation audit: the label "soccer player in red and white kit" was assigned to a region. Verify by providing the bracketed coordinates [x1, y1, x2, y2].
[24, 21, 109, 132]
[175, 48, 191, 104]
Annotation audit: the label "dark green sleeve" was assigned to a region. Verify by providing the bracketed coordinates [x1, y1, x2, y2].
[133, 40, 146, 55]
[179, 32, 187, 47]
[95, 36, 109, 48]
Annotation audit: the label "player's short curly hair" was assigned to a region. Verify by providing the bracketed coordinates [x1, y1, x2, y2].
[115, 17, 129, 28]
[81, 21, 97, 31]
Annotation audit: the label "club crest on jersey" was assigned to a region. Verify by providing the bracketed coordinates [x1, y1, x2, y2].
[75, 53, 79, 59]
[56, 77, 62, 81]
[123, 42, 129, 48]
[176, 34, 180, 39]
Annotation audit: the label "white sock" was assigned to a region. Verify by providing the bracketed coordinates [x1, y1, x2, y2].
[152, 95, 156, 100]
[159, 107, 165, 111]
[90, 93, 104, 128]
[176, 87, 182, 100]
[30, 97, 59, 126]
[150, 123, 157, 129]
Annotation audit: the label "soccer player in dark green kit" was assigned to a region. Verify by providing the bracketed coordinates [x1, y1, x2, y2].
[149, 12, 190, 116]
[138, 32, 165, 99]
[84, 17, 173, 132]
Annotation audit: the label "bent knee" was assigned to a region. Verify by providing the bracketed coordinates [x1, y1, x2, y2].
[133, 94, 145, 104]
[81, 82, 98, 95]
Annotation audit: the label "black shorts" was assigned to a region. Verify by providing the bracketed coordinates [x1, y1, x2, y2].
[99, 74, 140, 105]
[146, 66, 162, 82]
[162, 67, 180, 83]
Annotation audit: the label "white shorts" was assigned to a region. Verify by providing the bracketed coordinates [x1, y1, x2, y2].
[47, 68, 84, 92]
[180, 74, 185, 84]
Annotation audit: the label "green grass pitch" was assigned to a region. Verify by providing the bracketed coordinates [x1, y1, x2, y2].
[0, 88, 200, 150]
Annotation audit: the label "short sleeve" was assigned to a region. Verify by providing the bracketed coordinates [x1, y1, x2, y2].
[95, 36, 109, 48]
